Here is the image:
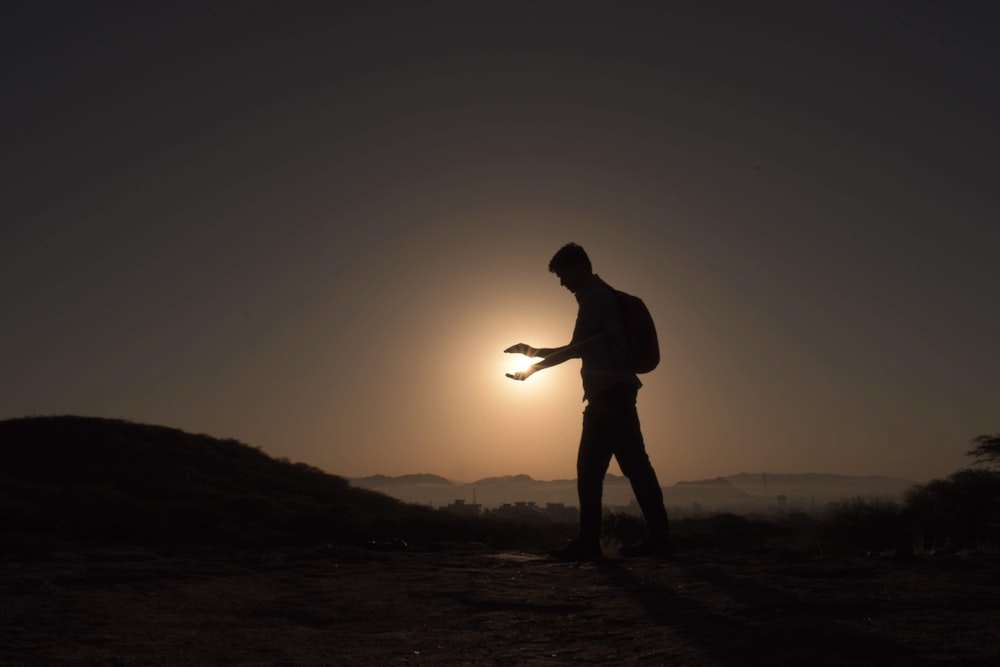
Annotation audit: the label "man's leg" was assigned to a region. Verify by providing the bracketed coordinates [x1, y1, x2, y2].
[576, 402, 615, 547]
[607, 386, 673, 551]
[550, 403, 612, 561]
[619, 448, 672, 539]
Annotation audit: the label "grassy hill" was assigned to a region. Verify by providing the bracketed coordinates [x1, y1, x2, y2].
[0, 416, 534, 552]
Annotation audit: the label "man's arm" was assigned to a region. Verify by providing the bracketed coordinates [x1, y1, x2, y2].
[535, 333, 603, 367]
[505, 288, 605, 380]
[503, 332, 603, 380]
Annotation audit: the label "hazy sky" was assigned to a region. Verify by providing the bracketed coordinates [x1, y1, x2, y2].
[3, 1, 997, 485]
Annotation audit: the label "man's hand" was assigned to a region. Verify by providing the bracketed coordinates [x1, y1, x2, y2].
[504, 343, 539, 357]
[505, 365, 538, 381]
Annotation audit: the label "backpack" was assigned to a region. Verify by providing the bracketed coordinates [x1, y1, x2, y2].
[613, 289, 660, 374]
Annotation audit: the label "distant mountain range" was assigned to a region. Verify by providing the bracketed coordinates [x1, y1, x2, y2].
[349, 472, 918, 511]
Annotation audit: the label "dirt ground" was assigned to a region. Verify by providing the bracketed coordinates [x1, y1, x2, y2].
[2, 544, 998, 666]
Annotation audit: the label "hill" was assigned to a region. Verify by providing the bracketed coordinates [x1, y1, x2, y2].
[0, 416, 494, 551]
[350, 471, 916, 511]
[353, 473, 456, 486]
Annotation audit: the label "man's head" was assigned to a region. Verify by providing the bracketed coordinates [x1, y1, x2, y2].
[548, 242, 593, 293]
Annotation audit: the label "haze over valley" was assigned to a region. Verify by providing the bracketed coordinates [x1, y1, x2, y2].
[351, 471, 916, 513]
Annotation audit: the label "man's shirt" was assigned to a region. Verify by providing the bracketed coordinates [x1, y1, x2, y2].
[572, 274, 641, 401]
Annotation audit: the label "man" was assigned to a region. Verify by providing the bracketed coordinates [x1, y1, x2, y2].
[505, 243, 673, 561]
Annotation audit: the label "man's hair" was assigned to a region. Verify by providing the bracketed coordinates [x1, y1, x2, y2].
[548, 242, 592, 274]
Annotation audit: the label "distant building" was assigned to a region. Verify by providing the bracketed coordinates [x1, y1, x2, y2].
[441, 498, 481, 516]
[544, 502, 577, 523]
[490, 501, 542, 520]
[484, 500, 579, 524]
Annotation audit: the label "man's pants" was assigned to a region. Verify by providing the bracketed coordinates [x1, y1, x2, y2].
[577, 383, 671, 545]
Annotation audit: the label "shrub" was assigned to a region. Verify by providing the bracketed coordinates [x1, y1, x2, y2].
[823, 497, 905, 552]
[904, 468, 1000, 551]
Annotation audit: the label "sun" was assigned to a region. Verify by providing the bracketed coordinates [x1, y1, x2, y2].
[509, 355, 543, 375]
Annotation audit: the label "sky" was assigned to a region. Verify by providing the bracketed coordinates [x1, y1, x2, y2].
[3, 1, 998, 485]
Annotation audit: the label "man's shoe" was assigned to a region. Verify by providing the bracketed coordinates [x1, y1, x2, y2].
[549, 539, 602, 562]
[621, 536, 675, 560]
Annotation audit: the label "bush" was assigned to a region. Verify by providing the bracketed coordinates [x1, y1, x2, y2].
[904, 468, 1000, 551]
[823, 497, 905, 552]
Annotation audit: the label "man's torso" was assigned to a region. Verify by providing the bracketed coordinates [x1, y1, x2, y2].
[573, 274, 640, 401]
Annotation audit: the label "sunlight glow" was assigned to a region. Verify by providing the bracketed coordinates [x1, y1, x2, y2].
[509, 356, 543, 375]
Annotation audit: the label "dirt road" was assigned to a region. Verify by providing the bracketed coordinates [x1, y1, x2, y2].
[3, 545, 998, 665]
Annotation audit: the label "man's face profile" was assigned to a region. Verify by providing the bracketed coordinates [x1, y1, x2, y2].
[555, 264, 589, 294]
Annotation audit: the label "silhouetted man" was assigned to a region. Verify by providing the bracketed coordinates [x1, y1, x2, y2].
[505, 243, 673, 561]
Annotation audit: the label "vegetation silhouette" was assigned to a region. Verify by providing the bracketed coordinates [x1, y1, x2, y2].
[0, 416, 569, 553]
[904, 466, 1000, 552]
[824, 433, 1000, 554]
[965, 433, 1000, 467]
